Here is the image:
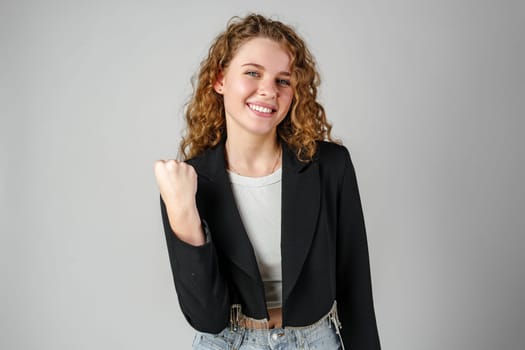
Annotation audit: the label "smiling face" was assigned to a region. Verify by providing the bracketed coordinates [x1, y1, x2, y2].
[214, 37, 294, 141]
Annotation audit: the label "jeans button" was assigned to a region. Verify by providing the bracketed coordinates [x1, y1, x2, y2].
[271, 330, 285, 341]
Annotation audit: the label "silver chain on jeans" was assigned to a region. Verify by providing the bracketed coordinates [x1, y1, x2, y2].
[230, 304, 242, 331]
[327, 301, 345, 350]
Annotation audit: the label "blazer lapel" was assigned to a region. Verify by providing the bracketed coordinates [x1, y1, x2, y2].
[190, 142, 263, 284]
[281, 144, 321, 305]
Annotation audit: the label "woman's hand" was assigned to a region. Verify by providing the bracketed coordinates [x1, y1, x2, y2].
[154, 160, 205, 246]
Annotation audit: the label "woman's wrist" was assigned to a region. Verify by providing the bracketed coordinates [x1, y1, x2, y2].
[167, 207, 205, 246]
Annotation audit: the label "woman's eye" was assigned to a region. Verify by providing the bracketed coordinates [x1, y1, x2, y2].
[245, 71, 259, 77]
[277, 79, 291, 86]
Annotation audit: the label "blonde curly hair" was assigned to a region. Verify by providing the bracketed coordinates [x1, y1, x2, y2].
[180, 14, 337, 161]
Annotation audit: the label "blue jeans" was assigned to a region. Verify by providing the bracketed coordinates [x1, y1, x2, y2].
[192, 305, 343, 350]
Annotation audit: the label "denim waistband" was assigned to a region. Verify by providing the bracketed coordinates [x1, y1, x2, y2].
[223, 301, 345, 350]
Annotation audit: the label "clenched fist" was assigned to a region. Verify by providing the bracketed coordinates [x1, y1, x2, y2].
[154, 160, 205, 246]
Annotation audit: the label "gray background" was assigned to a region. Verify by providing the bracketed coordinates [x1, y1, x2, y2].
[2, 0, 524, 349]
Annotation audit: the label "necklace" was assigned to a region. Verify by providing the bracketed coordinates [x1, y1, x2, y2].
[226, 145, 282, 176]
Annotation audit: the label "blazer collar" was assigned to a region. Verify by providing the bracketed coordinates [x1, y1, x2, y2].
[191, 139, 312, 179]
[190, 140, 320, 306]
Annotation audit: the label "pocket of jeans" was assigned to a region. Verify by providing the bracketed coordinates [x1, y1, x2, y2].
[306, 326, 341, 350]
[192, 331, 231, 350]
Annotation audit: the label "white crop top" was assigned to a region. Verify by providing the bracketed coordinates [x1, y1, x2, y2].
[228, 168, 282, 309]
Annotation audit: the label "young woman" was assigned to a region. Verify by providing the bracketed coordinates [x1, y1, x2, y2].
[155, 14, 381, 350]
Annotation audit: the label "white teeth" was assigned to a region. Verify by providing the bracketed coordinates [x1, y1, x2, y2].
[249, 104, 273, 113]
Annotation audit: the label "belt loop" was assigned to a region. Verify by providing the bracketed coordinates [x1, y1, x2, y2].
[230, 304, 242, 332]
[231, 326, 246, 350]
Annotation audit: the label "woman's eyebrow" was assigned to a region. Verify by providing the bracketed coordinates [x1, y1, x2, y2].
[241, 63, 291, 76]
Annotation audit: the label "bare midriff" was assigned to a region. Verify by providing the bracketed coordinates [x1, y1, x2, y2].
[268, 307, 282, 329]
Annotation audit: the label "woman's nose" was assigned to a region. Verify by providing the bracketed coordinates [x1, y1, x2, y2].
[258, 78, 278, 98]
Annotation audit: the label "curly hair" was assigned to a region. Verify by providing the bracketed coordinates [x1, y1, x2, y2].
[180, 14, 337, 161]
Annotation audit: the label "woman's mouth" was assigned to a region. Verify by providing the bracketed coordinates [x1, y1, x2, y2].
[247, 103, 276, 115]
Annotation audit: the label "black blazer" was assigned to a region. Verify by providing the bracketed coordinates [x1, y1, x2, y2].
[161, 140, 381, 349]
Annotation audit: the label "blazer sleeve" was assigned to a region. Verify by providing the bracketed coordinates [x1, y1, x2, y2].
[336, 148, 381, 349]
[160, 197, 230, 333]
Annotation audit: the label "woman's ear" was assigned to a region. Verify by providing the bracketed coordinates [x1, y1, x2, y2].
[213, 71, 225, 94]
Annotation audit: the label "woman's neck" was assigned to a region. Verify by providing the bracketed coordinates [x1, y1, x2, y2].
[225, 134, 282, 177]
